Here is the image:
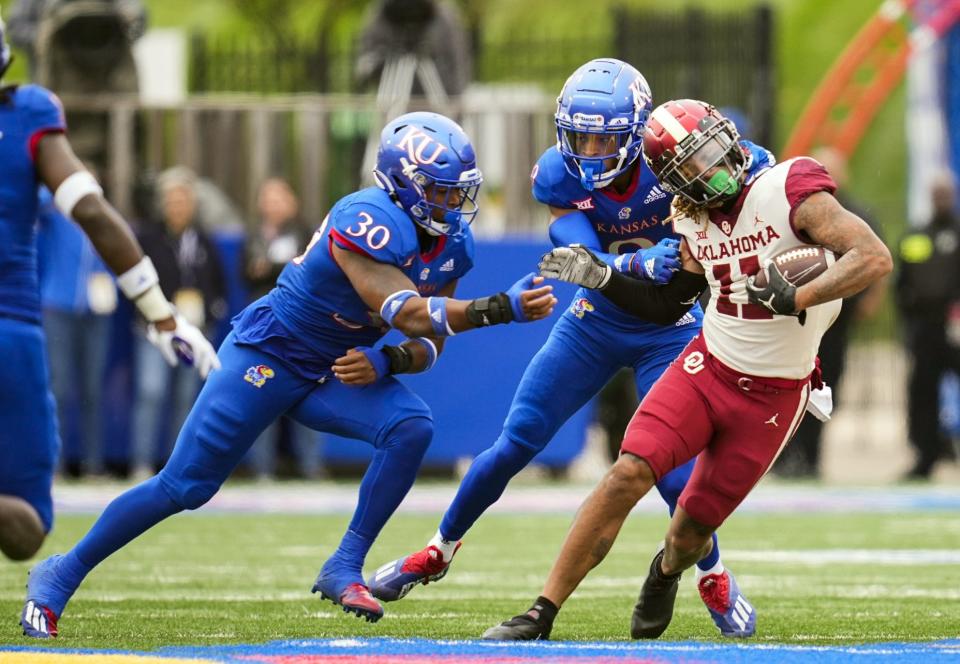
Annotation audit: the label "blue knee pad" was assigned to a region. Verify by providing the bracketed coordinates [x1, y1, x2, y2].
[502, 403, 554, 453]
[159, 397, 253, 510]
[379, 415, 433, 457]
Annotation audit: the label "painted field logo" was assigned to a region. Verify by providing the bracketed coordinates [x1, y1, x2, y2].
[244, 364, 275, 388]
[571, 297, 595, 319]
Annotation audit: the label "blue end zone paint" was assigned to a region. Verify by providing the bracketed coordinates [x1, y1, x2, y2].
[5, 639, 960, 663]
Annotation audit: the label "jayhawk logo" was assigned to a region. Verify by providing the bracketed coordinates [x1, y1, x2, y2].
[244, 364, 276, 388]
[571, 297, 595, 319]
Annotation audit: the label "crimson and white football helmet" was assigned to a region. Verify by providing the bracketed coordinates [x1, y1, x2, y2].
[643, 99, 747, 207]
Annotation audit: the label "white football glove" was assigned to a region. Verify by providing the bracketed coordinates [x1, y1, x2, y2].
[147, 314, 221, 379]
[538, 244, 612, 289]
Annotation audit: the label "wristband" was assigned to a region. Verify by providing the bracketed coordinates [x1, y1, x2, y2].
[427, 296, 455, 336]
[465, 293, 513, 326]
[134, 283, 175, 322]
[54, 170, 103, 218]
[380, 290, 418, 327]
[117, 256, 160, 299]
[381, 345, 413, 375]
[410, 337, 438, 371]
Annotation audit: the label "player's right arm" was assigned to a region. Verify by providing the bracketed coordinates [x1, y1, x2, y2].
[332, 244, 556, 339]
[33, 132, 220, 377]
[538, 241, 705, 325]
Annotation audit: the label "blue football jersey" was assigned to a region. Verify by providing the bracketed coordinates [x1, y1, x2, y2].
[0, 85, 66, 324]
[232, 187, 474, 380]
[532, 146, 703, 330]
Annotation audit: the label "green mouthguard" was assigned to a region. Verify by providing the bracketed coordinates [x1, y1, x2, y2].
[706, 169, 740, 197]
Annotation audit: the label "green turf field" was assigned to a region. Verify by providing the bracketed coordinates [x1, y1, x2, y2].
[3, 508, 958, 650]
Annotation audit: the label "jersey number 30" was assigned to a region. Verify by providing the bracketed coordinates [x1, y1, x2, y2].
[345, 212, 391, 250]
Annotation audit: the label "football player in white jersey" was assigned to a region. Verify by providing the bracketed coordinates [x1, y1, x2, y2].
[483, 99, 891, 641]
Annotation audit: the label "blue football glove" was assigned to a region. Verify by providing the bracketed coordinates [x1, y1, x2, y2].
[505, 271, 538, 322]
[614, 238, 680, 284]
[741, 139, 776, 185]
[358, 346, 391, 380]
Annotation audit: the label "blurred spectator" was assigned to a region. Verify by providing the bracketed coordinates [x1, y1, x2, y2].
[132, 167, 226, 475]
[355, 0, 472, 98]
[774, 147, 887, 478]
[36, 187, 116, 478]
[896, 170, 960, 479]
[242, 178, 321, 480]
[7, 0, 146, 177]
[242, 177, 309, 300]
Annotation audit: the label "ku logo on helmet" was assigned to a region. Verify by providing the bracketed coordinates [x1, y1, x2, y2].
[397, 127, 447, 166]
[628, 76, 652, 111]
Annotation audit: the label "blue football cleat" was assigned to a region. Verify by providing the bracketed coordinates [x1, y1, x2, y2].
[312, 559, 383, 623]
[698, 568, 756, 637]
[368, 543, 460, 602]
[20, 554, 74, 639]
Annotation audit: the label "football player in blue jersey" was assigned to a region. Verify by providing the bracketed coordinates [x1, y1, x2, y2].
[369, 58, 774, 639]
[0, 14, 217, 566]
[20, 111, 557, 638]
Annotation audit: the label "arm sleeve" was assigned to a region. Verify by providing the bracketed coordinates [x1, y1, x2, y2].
[598, 268, 707, 325]
[548, 210, 601, 250]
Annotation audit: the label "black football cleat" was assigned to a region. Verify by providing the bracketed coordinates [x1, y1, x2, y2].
[482, 613, 551, 641]
[631, 549, 682, 639]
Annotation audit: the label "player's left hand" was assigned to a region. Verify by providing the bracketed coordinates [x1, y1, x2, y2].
[333, 347, 388, 385]
[147, 314, 221, 379]
[746, 262, 806, 324]
[539, 244, 612, 289]
[616, 238, 680, 283]
[506, 272, 557, 322]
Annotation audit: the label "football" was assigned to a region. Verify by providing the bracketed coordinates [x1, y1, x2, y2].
[752, 245, 835, 288]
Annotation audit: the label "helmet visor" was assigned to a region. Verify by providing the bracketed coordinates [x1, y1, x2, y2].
[560, 129, 629, 162]
[420, 168, 483, 234]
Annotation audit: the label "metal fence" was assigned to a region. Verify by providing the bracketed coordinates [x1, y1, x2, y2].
[62, 93, 558, 236]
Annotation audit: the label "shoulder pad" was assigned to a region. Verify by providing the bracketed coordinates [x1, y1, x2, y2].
[329, 190, 417, 265]
[531, 147, 585, 208]
[15, 85, 66, 134]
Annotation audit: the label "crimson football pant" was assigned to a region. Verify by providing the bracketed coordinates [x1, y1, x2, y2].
[623, 334, 810, 528]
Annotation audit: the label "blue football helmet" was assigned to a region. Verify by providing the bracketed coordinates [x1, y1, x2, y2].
[0, 12, 11, 79]
[373, 112, 483, 237]
[555, 58, 653, 191]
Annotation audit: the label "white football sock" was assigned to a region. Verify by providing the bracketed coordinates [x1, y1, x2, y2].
[429, 530, 460, 562]
[696, 559, 725, 582]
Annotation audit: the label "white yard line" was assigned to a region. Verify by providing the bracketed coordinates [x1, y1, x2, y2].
[52, 482, 960, 515]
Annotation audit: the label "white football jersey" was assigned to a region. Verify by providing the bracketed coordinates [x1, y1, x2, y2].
[672, 157, 842, 379]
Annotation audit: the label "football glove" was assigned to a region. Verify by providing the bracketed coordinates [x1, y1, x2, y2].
[538, 244, 612, 289]
[745, 262, 806, 324]
[505, 272, 538, 322]
[614, 238, 680, 283]
[147, 314, 221, 378]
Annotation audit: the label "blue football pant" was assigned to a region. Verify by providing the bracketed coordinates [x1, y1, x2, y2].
[0, 317, 59, 532]
[65, 334, 432, 580]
